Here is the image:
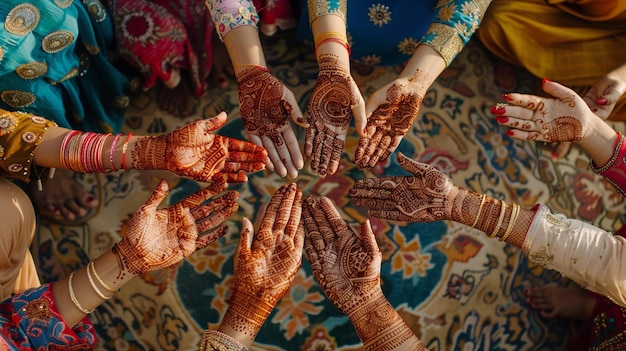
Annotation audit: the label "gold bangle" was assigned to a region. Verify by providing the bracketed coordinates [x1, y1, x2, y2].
[500, 203, 520, 242]
[314, 31, 348, 47]
[87, 261, 113, 300]
[68, 271, 95, 314]
[489, 200, 506, 238]
[470, 194, 486, 228]
[90, 260, 118, 292]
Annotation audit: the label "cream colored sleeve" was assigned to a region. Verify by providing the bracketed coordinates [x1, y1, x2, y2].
[523, 204, 626, 307]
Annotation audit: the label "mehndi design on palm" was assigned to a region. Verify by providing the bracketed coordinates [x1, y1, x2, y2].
[302, 196, 383, 316]
[355, 69, 430, 169]
[222, 183, 304, 338]
[494, 80, 596, 143]
[305, 54, 365, 177]
[350, 152, 455, 223]
[236, 66, 306, 178]
[131, 112, 268, 183]
[113, 178, 238, 275]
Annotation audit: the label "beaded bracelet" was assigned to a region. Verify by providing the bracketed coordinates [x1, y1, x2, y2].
[86, 262, 112, 300]
[89, 260, 118, 292]
[109, 133, 122, 172]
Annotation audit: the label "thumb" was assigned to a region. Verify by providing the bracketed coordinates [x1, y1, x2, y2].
[234, 217, 254, 268]
[205, 111, 228, 132]
[352, 96, 368, 138]
[359, 219, 379, 255]
[541, 79, 578, 101]
[144, 179, 169, 211]
[396, 152, 424, 175]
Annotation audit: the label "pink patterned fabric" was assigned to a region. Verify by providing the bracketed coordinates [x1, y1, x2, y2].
[591, 132, 626, 196]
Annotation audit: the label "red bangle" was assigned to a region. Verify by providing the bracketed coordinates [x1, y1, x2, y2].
[314, 37, 351, 57]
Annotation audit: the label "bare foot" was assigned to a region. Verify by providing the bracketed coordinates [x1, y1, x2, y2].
[30, 169, 98, 224]
[157, 70, 198, 118]
[526, 284, 595, 320]
[208, 31, 232, 89]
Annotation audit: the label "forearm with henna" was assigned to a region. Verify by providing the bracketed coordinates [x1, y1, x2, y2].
[350, 295, 426, 351]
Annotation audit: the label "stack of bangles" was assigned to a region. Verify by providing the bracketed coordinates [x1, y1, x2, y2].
[59, 131, 133, 173]
[314, 31, 351, 56]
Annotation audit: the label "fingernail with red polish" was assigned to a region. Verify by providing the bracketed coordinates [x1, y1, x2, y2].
[542, 78, 551, 85]
[551, 152, 559, 160]
[502, 94, 513, 102]
[496, 116, 508, 123]
[505, 130, 515, 136]
[490, 105, 506, 115]
[86, 195, 95, 203]
[597, 96, 608, 106]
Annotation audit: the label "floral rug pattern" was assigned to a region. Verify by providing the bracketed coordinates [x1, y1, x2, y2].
[34, 31, 626, 351]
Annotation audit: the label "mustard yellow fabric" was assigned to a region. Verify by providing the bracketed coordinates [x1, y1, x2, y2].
[478, 0, 626, 119]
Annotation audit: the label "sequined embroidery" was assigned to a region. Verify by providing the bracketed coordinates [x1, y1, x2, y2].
[0, 114, 18, 136]
[1, 90, 36, 108]
[22, 297, 52, 320]
[16, 62, 48, 79]
[368, 3, 391, 27]
[22, 131, 36, 143]
[42, 30, 75, 53]
[5, 4, 40, 35]
[30, 116, 47, 124]
[54, 0, 74, 9]
[7, 164, 23, 173]
[83, 0, 107, 22]
[528, 246, 554, 265]
[0, 145, 4, 159]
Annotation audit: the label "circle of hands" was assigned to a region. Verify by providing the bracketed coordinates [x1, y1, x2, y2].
[149, 112, 269, 183]
[113, 178, 239, 275]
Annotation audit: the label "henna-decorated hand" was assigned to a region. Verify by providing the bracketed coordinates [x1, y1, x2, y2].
[220, 183, 304, 342]
[304, 53, 366, 177]
[583, 74, 626, 120]
[302, 195, 383, 317]
[113, 178, 238, 275]
[350, 152, 458, 223]
[493, 80, 600, 143]
[131, 112, 269, 183]
[355, 70, 430, 169]
[235, 66, 307, 178]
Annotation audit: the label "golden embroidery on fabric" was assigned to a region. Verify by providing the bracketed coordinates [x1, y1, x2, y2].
[82, 41, 100, 55]
[30, 116, 47, 124]
[1, 90, 36, 108]
[5, 4, 40, 35]
[8, 163, 24, 173]
[368, 3, 391, 27]
[23, 297, 52, 320]
[83, 0, 107, 22]
[545, 213, 569, 228]
[115, 96, 130, 108]
[528, 247, 553, 265]
[42, 30, 75, 53]
[0, 145, 4, 159]
[0, 114, 18, 136]
[16, 62, 48, 79]
[49, 68, 79, 85]
[0, 47, 4, 62]
[54, 0, 73, 9]
[398, 37, 419, 55]
[22, 131, 36, 143]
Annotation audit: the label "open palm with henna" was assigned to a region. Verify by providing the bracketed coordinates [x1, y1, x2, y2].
[113, 178, 238, 275]
[355, 71, 429, 169]
[494, 80, 599, 143]
[305, 54, 365, 177]
[131, 112, 269, 183]
[350, 152, 456, 223]
[221, 183, 304, 339]
[302, 195, 383, 316]
[236, 66, 306, 178]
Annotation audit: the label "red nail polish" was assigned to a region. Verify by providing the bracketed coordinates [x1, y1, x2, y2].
[505, 130, 514, 136]
[86, 195, 95, 203]
[551, 152, 558, 160]
[490, 105, 506, 115]
[496, 116, 509, 123]
[363, 128, 368, 135]
[502, 94, 513, 102]
[597, 97, 608, 106]
[542, 78, 551, 85]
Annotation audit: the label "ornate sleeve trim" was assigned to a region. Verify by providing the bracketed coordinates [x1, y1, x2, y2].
[590, 131, 626, 196]
[206, 0, 259, 41]
[199, 330, 248, 351]
[420, 0, 492, 66]
[521, 204, 548, 256]
[0, 109, 56, 182]
[307, 0, 347, 26]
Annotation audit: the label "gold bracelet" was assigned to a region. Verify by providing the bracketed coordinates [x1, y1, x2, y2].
[489, 200, 506, 238]
[68, 271, 95, 314]
[86, 261, 112, 300]
[90, 260, 118, 292]
[500, 203, 520, 242]
[314, 31, 348, 47]
[470, 194, 486, 228]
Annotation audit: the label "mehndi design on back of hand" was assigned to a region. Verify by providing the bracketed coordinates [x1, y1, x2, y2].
[355, 69, 430, 169]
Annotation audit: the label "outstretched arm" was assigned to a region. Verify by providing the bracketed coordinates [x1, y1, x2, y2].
[303, 195, 425, 350]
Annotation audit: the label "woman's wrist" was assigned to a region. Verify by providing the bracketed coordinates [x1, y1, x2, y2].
[579, 116, 620, 167]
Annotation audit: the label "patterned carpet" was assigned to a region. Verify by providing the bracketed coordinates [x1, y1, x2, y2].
[33, 30, 626, 350]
